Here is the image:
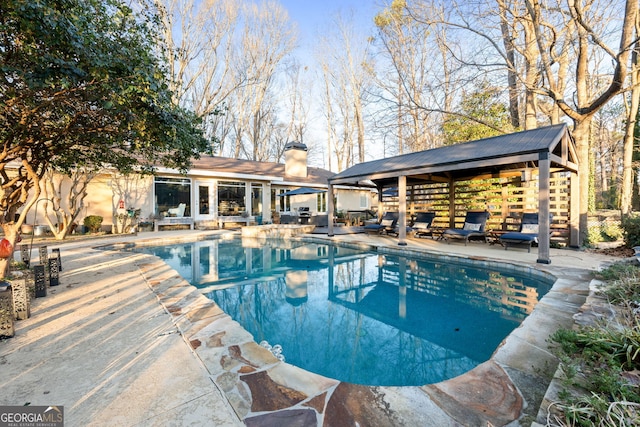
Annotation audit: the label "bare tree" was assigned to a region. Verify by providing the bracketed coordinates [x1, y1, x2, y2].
[41, 168, 96, 240]
[154, 0, 243, 150]
[315, 10, 374, 170]
[526, 0, 637, 240]
[375, 0, 453, 152]
[620, 34, 640, 214]
[374, 0, 636, 243]
[228, 1, 297, 160]
[319, 60, 339, 171]
[283, 61, 311, 146]
[592, 104, 624, 208]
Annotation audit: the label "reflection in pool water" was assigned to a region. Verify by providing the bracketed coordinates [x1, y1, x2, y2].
[137, 237, 554, 386]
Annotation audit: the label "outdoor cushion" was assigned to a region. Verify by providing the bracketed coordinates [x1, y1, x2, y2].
[500, 232, 537, 242]
[499, 212, 550, 252]
[363, 223, 383, 230]
[412, 222, 429, 229]
[364, 212, 399, 234]
[444, 229, 480, 237]
[442, 211, 490, 245]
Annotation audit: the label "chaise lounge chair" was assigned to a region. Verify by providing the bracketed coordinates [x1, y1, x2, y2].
[364, 211, 398, 235]
[500, 213, 551, 252]
[442, 211, 490, 245]
[167, 203, 186, 217]
[411, 212, 437, 238]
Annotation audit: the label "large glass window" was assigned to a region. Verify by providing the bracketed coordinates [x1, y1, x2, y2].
[218, 181, 246, 216]
[271, 189, 277, 212]
[317, 192, 327, 212]
[360, 192, 369, 209]
[280, 189, 291, 212]
[155, 177, 191, 217]
[271, 188, 292, 212]
[251, 183, 263, 216]
[199, 185, 211, 215]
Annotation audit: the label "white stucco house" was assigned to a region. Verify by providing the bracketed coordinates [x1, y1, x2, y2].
[26, 142, 377, 232]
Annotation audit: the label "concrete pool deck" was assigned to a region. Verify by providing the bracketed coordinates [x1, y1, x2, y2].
[0, 229, 623, 426]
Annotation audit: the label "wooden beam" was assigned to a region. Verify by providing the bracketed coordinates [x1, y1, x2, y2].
[550, 153, 579, 172]
[398, 175, 407, 246]
[452, 170, 524, 182]
[537, 152, 551, 264]
[329, 153, 543, 184]
[411, 174, 450, 183]
[448, 177, 455, 228]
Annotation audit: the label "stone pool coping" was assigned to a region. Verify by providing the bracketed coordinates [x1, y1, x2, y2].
[104, 232, 595, 426]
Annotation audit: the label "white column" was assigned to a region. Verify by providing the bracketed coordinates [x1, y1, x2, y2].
[263, 183, 271, 224]
[328, 183, 335, 237]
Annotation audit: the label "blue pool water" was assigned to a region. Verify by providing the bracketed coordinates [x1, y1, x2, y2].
[135, 237, 554, 386]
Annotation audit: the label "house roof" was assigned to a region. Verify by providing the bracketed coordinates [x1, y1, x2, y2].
[329, 124, 578, 187]
[190, 155, 335, 186]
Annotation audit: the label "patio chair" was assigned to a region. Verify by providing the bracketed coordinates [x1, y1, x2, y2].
[167, 203, 186, 217]
[411, 212, 437, 238]
[442, 211, 490, 245]
[500, 213, 552, 252]
[363, 211, 398, 235]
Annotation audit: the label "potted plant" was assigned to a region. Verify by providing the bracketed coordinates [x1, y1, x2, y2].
[138, 215, 155, 232]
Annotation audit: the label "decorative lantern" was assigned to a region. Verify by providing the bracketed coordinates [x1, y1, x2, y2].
[0, 239, 13, 259]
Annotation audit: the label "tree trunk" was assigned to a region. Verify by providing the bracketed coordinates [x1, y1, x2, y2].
[572, 118, 593, 244]
[500, 10, 520, 129]
[620, 39, 640, 215]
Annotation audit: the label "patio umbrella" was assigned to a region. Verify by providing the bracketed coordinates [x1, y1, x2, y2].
[278, 187, 325, 197]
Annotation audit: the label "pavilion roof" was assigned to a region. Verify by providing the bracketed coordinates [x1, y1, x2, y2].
[329, 124, 577, 188]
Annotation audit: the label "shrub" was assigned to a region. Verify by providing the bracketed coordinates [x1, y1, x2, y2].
[622, 215, 640, 248]
[83, 215, 103, 233]
[550, 261, 640, 426]
[602, 221, 623, 241]
[586, 221, 623, 246]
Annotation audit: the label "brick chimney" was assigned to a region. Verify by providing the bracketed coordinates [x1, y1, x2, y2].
[284, 141, 307, 178]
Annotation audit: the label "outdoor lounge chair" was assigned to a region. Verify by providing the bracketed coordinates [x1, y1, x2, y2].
[167, 203, 186, 217]
[442, 211, 490, 245]
[500, 213, 551, 252]
[411, 212, 437, 238]
[363, 211, 398, 235]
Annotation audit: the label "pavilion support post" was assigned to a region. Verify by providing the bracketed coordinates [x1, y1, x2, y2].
[398, 175, 407, 246]
[537, 152, 551, 264]
[569, 171, 580, 247]
[448, 178, 456, 228]
[327, 183, 335, 237]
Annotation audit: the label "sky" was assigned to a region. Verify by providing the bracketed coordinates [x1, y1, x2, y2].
[278, 0, 381, 52]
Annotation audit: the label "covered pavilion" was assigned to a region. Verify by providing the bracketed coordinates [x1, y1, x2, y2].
[327, 124, 579, 264]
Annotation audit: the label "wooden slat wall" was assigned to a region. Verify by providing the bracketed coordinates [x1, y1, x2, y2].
[382, 171, 571, 245]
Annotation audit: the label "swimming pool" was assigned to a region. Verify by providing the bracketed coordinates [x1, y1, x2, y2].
[137, 237, 555, 386]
